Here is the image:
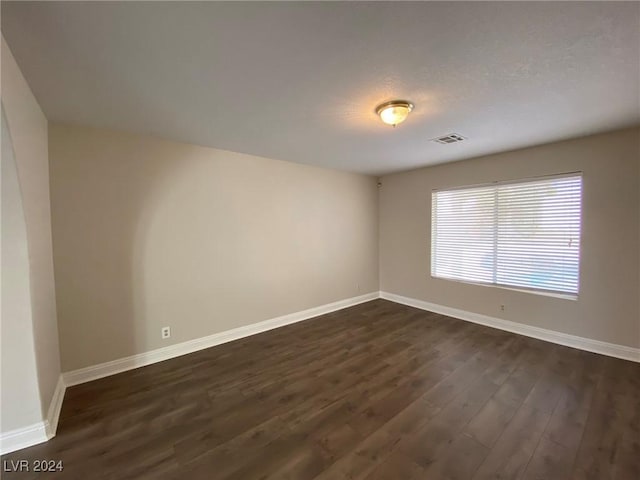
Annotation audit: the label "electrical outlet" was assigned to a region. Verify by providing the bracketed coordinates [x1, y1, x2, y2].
[161, 326, 171, 339]
[500, 304, 505, 312]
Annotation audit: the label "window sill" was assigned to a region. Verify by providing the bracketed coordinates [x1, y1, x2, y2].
[431, 276, 578, 301]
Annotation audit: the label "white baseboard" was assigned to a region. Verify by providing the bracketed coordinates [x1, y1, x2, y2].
[0, 422, 48, 455]
[3, 294, 377, 454]
[0, 375, 66, 455]
[380, 291, 640, 363]
[5, 290, 635, 455]
[63, 292, 379, 387]
[45, 376, 66, 439]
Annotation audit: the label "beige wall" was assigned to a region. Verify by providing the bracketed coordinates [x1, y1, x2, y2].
[1, 38, 61, 430]
[1, 108, 42, 433]
[49, 125, 379, 371]
[380, 128, 640, 348]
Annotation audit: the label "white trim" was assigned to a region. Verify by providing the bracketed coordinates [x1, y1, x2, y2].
[45, 376, 66, 439]
[2, 294, 377, 454]
[380, 291, 640, 363]
[6, 289, 635, 455]
[0, 422, 48, 455]
[0, 375, 66, 455]
[63, 292, 379, 387]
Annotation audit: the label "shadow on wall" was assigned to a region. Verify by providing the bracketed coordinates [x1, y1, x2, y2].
[51, 126, 376, 372]
[50, 128, 188, 371]
[1, 106, 45, 431]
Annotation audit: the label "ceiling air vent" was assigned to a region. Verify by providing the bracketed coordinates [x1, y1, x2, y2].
[432, 133, 466, 144]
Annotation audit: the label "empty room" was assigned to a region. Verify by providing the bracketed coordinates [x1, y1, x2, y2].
[1, 1, 639, 479]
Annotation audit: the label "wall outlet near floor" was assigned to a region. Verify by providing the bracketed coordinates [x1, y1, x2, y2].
[500, 304, 505, 312]
[161, 326, 171, 339]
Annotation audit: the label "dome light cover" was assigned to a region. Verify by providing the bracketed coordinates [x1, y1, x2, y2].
[376, 100, 414, 127]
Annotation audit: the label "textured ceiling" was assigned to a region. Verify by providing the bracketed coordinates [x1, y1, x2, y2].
[2, 1, 639, 175]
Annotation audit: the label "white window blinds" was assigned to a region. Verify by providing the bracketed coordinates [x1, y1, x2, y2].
[431, 174, 582, 295]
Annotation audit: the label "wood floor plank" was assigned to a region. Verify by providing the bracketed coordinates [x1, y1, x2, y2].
[464, 394, 520, 449]
[363, 451, 424, 480]
[471, 404, 552, 479]
[420, 433, 490, 480]
[521, 437, 574, 480]
[571, 389, 638, 479]
[397, 373, 499, 470]
[1, 299, 638, 480]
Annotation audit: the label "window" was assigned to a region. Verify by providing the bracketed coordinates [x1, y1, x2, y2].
[431, 174, 582, 296]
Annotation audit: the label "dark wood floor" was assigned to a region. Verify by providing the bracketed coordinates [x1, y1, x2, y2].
[2, 300, 639, 479]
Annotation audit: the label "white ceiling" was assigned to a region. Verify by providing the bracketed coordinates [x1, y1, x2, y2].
[2, 1, 639, 175]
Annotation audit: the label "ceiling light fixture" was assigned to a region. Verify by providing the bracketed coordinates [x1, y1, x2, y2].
[376, 100, 414, 127]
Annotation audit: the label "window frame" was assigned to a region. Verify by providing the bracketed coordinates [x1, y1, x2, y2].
[430, 172, 583, 299]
